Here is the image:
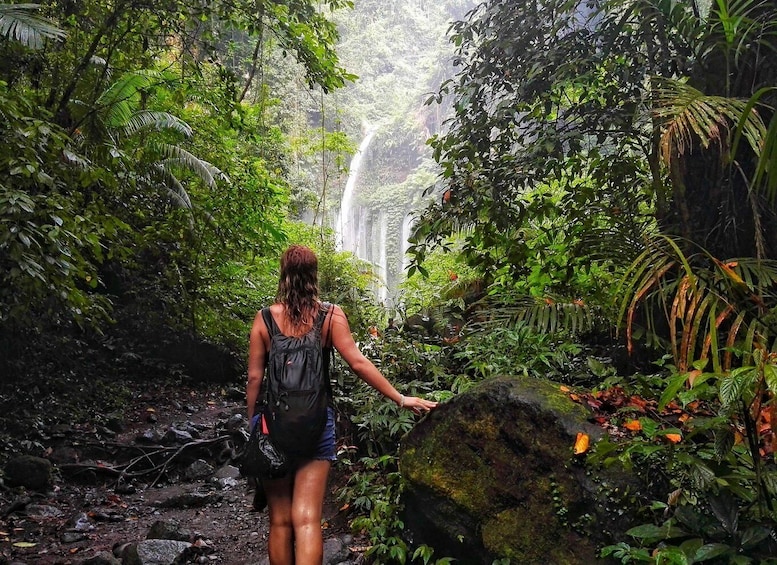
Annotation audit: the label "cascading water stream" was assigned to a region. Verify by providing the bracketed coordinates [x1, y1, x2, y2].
[378, 211, 388, 302]
[401, 214, 414, 272]
[337, 126, 378, 253]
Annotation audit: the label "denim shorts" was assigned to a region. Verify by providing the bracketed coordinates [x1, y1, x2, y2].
[251, 406, 336, 462]
[314, 406, 337, 462]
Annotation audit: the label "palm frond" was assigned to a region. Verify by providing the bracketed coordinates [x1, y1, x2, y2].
[123, 111, 192, 138]
[154, 165, 193, 209]
[618, 234, 777, 371]
[468, 293, 602, 336]
[652, 77, 766, 163]
[156, 143, 223, 189]
[96, 70, 172, 128]
[0, 3, 64, 49]
[151, 167, 218, 231]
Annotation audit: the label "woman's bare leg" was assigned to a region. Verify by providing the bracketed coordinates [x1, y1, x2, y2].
[291, 459, 331, 565]
[264, 474, 295, 565]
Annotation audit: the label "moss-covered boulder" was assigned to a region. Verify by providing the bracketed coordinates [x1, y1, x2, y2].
[400, 376, 640, 564]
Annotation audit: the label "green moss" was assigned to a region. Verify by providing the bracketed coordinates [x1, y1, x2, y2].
[400, 377, 611, 563]
[482, 503, 599, 564]
[460, 411, 502, 441]
[401, 419, 495, 513]
[482, 507, 555, 562]
[510, 376, 593, 420]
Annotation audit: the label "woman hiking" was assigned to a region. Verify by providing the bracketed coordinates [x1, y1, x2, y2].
[247, 244, 438, 565]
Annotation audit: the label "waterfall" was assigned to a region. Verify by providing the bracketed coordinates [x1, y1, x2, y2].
[357, 207, 367, 260]
[378, 211, 388, 302]
[337, 126, 378, 253]
[401, 214, 415, 272]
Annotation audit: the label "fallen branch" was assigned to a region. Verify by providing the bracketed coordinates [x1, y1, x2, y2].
[56, 435, 235, 485]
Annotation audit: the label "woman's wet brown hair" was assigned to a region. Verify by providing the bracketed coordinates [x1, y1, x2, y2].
[276, 245, 319, 333]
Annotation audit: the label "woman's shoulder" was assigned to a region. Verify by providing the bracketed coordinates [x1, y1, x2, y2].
[267, 303, 285, 315]
[322, 302, 345, 316]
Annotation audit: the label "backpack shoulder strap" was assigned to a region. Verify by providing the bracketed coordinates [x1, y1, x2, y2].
[261, 307, 278, 337]
[258, 307, 276, 407]
[318, 302, 334, 399]
[315, 302, 331, 332]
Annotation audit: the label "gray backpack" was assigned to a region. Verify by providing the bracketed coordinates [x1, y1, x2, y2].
[260, 303, 332, 459]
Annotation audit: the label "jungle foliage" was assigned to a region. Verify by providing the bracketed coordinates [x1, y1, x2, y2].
[5, 0, 777, 563]
[0, 0, 360, 360]
[402, 0, 777, 562]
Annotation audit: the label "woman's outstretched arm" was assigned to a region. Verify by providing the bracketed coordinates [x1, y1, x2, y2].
[327, 305, 438, 414]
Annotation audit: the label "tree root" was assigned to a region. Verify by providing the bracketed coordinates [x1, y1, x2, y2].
[57, 434, 239, 487]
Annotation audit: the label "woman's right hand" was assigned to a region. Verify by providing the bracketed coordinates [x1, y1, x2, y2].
[400, 395, 438, 415]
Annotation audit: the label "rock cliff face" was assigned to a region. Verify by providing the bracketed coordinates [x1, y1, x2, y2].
[399, 376, 643, 564]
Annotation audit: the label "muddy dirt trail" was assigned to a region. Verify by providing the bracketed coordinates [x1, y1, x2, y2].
[0, 382, 365, 565]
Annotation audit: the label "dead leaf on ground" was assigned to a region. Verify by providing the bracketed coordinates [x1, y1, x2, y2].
[574, 432, 590, 454]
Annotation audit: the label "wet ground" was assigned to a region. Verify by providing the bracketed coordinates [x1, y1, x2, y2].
[0, 382, 362, 564]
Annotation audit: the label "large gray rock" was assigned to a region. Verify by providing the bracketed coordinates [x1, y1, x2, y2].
[146, 520, 191, 542]
[400, 376, 645, 564]
[3, 455, 53, 491]
[121, 539, 192, 565]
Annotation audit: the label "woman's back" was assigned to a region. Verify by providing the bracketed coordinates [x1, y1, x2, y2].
[265, 302, 334, 345]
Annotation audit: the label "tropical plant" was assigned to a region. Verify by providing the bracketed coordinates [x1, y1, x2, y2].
[340, 453, 456, 565]
[89, 70, 224, 208]
[411, 0, 777, 297]
[0, 2, 64, 49]
[609, 233, 777, 559]
[617, 236, 777, 372]
[451, 322, 588, 384]
[0, 80, 121, 332]
[593, 352, 777, 562]
[407, 3, 777, 561]
[333, 328, 453, 456]
[0, 0, 365, 388]
[399, 239, 479, 316]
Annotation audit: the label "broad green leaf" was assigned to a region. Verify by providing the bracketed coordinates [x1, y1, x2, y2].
[740, 525, 770, 549]
[764, 363, 777, 393]
[719, 367, 756, 406]
[693, 543, 733, 561]
[627, 523, 688, 542]
[659, 371, 689, 411]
